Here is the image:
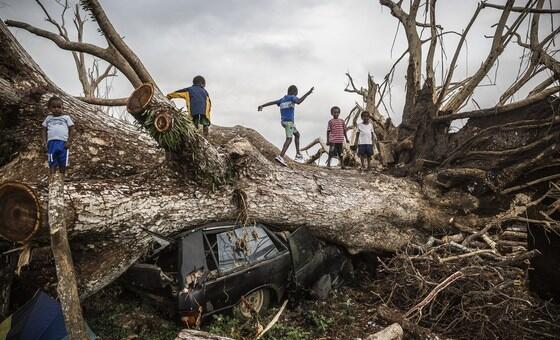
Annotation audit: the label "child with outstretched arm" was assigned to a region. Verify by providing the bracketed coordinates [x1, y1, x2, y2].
[167, 75, 212, 137]
[42, 96, 74, 176]
[354, 111, 376, 171]
[326, 106, 349, 169]
[258, 85, 314, 166]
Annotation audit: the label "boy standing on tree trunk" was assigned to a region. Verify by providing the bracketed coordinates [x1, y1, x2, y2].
[167, 75, 212, 137]
[42, 96, 74, 177]
[258, 85, 314, 166]
[326, 106, 349, 169]
[354, 111, 376, 171]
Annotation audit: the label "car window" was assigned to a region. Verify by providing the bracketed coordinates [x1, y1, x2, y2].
[245, 226, 280, 263]
[217, 230, 248, 272]
[203, 233, 218, 271]
[213, 225, 281, 273]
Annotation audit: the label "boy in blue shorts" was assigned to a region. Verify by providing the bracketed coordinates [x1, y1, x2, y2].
[42, 96, 74, 176]
[258, 85, 314, 166]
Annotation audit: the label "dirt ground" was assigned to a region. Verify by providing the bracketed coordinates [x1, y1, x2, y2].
[83, 253, 560, 340]
[83, 265, 387, 340]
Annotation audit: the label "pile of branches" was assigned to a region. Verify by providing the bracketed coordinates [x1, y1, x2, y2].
[374, 238, 560, 339]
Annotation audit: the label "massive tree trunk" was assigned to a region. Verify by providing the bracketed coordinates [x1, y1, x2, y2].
[0, 21, 472, 298]
[1, 0, 558, 307]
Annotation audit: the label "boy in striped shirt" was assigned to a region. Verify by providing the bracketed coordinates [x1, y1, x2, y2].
[326, 106, 349, 169]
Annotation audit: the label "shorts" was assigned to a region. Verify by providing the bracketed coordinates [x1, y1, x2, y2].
[192, 115, 210, 127]
[329, 143, 343, 157]
[357, 144, 373, 157]
[47, 140, 69, 168]
[281, 121, 298, 138]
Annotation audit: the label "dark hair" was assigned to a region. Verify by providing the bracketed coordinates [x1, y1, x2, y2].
[193, 75, 205, 86]
[47, 96, 63, 108]
[331, 106, 341, 114]
[361, 110, 370, 117]
[287, 85, 298, 95]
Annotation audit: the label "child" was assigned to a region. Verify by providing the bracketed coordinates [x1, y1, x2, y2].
[258, 85, 314, 166]
[354, 111, 376, 171]
[167, 75, 212, 137]
[42, 96, 74, 176]
[326, 106, 349, 169]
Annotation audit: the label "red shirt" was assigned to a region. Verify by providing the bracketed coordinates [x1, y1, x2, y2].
[328, 118, 346, 144]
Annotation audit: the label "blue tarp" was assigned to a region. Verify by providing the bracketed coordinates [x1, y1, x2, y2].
[0, 291, 96, 340]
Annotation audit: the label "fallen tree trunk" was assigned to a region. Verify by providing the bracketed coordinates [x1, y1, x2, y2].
[0, 20, 474, 298]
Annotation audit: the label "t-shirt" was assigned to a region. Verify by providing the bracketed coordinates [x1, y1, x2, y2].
[42, 115, 74, 142]
[276, 95, 299, 122]
[167, 85, 212, 118]
[357, 122, 375, 145]
[327, 118, 346, 144]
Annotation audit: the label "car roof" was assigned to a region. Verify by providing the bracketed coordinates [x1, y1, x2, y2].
[171, 221, 266, 239]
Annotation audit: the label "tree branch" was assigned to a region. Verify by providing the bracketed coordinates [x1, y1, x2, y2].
[380, 0, 423, 117]
[435, 4, 482, 109]
[424, 0, 438, 90]
[75, 96, 127, 106]
[442, 0, 515, 113]
[433, 86, 560, 122]
[528, 75, 556, 97]
[82, 0, 156, 86]
[482, 1, 560, 14]
[5, 20, 141, 87]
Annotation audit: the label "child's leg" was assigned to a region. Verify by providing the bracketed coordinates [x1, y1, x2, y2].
[280, 137, 292, 157]
[280, 122, 295, 158]
[201, 116, 210, 138]
[360, 155, 366, 169]
[326, 154, 332, 167]
[293, 129, 301, 156]
[366, 156, 371, 170]
[338, 145, 345, 169]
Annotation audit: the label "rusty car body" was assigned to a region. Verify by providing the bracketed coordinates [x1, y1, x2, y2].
[122, 222, 351, 325]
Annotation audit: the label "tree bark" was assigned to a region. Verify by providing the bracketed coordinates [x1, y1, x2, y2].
[0, 20, 472, 298]
[48, 172, 88, 339]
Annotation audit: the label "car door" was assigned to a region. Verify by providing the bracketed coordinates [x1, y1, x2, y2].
[206, 225, 290, 312]
[287, 227, 328, 288]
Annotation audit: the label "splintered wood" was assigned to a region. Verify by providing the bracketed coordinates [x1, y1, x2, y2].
[48, 172, 88, 340]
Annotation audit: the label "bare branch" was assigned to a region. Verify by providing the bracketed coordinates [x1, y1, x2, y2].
[425, 0, 438, 89]
[380, 0, 423, 116]
[5, 19, 141, 87]
[91, 64, 116, 90]
[433, 86, 560, 122]
[482, 1, 560, 14]
[75, 96, 127, 106]
[82, 0, 156, 86]
[442, 0, 516, 113]
[344, 72, 366, 96]
[435, 4, 482, 110]
[498, 64, 541, 105]
[528, 75, 556, 97]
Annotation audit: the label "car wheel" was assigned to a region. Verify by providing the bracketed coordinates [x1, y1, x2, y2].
[234, 288, 271, 319]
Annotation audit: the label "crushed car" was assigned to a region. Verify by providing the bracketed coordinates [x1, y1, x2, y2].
[122, 222, 352, 326]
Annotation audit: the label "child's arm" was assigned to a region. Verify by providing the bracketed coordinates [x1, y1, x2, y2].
[296, 87, 314, 104]
[326, 123, 330, 145]
[166, 88, 188, 99]
[354, 132, 360, 148]
[258, 100, 279, 111]
[42, 128, 48, 151]
[66, 126, 73, 148]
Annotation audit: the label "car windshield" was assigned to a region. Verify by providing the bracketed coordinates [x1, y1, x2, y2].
[215, 225, 280, 273]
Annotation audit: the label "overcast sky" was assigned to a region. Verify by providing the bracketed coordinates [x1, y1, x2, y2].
[1, 0, 557, 156]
